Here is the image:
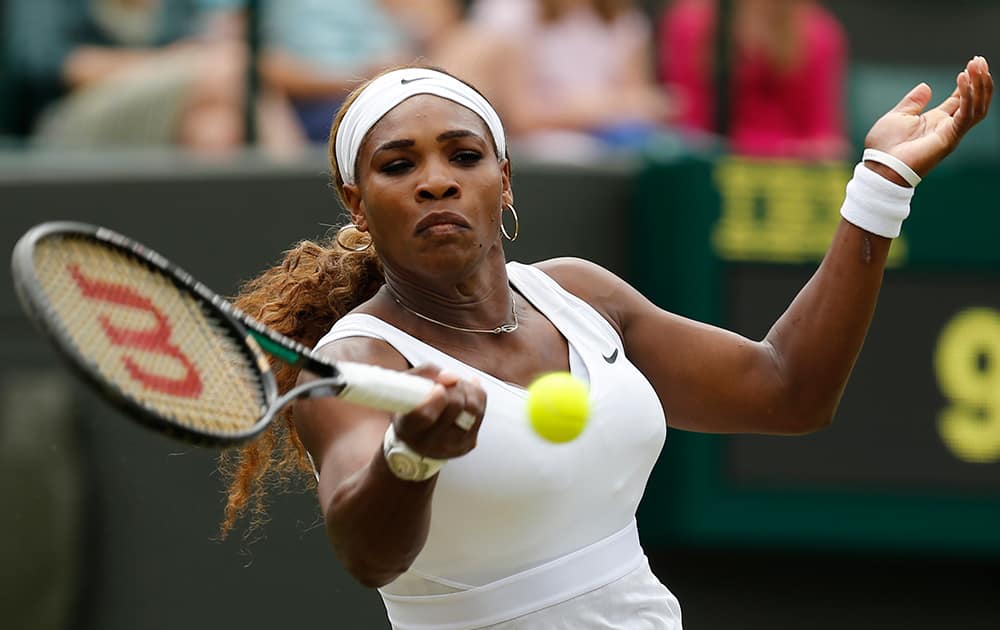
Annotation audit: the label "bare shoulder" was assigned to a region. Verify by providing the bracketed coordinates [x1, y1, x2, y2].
[532, 257, 642, 334]
[534, 257, 632, 293]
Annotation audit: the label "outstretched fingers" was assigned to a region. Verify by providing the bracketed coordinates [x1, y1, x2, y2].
[952, 68, 973, 132]
[864, 56, 991, 178]
[954, 57, 993, 132]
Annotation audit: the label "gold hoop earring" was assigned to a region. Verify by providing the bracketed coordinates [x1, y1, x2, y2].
[501, 204, 519, 242]
[335, 224, 373, 252]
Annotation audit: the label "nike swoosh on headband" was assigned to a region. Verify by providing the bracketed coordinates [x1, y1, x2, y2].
[400, 77, 431, 85]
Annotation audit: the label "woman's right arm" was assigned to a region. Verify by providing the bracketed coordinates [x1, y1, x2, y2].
[292, 337, 485, 588]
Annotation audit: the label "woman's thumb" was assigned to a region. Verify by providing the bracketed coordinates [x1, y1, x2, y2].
[892, 82, 933, 115]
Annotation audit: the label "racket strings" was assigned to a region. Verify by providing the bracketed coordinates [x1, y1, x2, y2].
[34, 237, 266, 436]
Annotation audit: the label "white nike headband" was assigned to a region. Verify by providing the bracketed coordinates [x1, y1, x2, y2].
[334, 68, 507, 186]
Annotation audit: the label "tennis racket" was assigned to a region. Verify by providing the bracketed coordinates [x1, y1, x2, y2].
[11, 221, 435, 447]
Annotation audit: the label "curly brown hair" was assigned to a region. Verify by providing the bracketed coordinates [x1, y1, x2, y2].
[217, 64, 503, 540]
[217, 228, 382, 540]
[216, 65, 384, 539]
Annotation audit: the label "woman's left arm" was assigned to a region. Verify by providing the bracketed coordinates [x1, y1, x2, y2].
[545, 57, 992, 435]
[760, 56, 993, 427]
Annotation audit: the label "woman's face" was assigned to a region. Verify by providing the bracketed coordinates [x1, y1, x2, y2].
[343, 95, 512, 282]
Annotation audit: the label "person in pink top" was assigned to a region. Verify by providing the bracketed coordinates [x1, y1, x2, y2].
[659, 0, 848, 159]
[473, 0, 670, 155]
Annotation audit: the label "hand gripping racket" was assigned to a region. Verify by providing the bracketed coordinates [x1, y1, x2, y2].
[10, 222, 435, 447]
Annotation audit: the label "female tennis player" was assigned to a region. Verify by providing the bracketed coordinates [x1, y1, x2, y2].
[221, 57, 991, 628]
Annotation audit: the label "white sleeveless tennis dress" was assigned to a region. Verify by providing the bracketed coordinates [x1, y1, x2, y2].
[314, 262, 681, 629]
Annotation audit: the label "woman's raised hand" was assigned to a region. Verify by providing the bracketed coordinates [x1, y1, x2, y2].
[864, 56, 992, 180]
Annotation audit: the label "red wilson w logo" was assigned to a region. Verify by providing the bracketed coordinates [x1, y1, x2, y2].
[67, 264, 204, 398]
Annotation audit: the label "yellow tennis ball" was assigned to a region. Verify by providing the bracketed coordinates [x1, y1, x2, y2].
[526, 372, 590, 443]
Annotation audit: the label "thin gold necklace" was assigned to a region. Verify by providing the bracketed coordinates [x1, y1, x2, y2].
[388, 287, 519, 335]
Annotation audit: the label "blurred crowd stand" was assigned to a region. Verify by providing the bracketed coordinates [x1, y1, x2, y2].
[0, 0, 677, 160]
[3, 0, 247, 154]
[5, 0, 993, 164]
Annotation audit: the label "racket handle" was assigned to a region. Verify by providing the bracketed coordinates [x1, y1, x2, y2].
[336, 362, 437, 413]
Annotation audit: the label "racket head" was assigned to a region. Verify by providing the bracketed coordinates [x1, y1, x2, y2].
[11, 222, 278, 447]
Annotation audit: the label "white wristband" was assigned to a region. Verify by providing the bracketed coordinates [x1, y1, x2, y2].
[839, 162, 914, 238]
[862, 148, 922, 187]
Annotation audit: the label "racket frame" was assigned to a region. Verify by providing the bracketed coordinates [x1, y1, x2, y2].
[11, 221, 297, 446]
[13, 221, 435, 447]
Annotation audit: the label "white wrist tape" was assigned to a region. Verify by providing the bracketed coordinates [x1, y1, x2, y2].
[839, 162, 914, 238]
[862, 148, 922, 187]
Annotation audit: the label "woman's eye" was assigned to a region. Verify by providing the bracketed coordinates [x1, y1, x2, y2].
[381, 160, 412, 174]
[453, 151, 482, 165]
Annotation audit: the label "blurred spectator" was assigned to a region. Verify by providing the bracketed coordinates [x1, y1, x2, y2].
[7, 0, 246, 153]
[471, 0, 671, 158]
[383, 0, 512, 113]
[659, 0, 848, 159]
[257, 0, 413, 143]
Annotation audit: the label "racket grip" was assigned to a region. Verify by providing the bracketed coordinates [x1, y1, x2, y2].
[336, 362, 437, 413]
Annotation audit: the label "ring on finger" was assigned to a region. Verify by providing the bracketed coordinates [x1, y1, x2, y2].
[455, 411, 476, 431]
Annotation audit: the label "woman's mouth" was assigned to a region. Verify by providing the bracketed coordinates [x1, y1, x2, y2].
[415, 211, 470, 235]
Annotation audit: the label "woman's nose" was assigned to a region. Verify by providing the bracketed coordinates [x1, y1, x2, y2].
[416, 168, 460, 200]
